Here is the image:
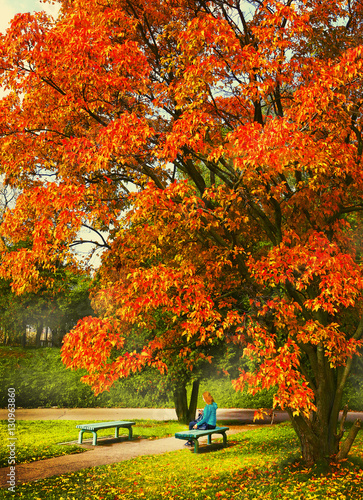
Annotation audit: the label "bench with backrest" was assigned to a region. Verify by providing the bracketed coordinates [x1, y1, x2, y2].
[175, 426, 229, 453]
[76, 421, 135, 446]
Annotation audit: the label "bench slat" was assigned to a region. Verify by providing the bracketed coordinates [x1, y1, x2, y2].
[175, 426, 229, 439]
[76, 421, 135, 431]
[175, 426, 229, 453]
[76, 421, 135, 446]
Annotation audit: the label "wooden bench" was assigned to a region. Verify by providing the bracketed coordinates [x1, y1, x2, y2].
[175, 426, 229, 453]
[76, 421, 135, 446]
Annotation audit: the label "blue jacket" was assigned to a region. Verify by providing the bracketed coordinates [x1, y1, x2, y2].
[197, 402, 218, 427]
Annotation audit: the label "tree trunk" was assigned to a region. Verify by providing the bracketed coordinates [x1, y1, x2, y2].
[35, 321, 43, 347]
[288, 407, 362, 464]
[3, 328, 9, 345]
[282, 339, 363, 465]
[46, 326, 51, 346]
[189, 379, 200, 422]
[173, 379, 200, 424]
[336, 419, 362, 460]
[21, 328, 26, 348]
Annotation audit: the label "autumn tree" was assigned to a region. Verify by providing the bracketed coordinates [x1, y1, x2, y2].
[0, 0, 363, 464]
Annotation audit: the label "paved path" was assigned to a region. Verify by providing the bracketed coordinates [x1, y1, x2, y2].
[0, 433, 207, 488]
[1, 408, 362, 488]
[0, 407, 289, 422]
[3, 407, 362, 423]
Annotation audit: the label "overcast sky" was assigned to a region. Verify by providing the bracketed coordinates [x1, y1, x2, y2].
[0, 0, 59, 33]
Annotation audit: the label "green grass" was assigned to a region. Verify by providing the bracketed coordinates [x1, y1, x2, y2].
[2, 423, 363, 499]
[0, 420, 186, 467]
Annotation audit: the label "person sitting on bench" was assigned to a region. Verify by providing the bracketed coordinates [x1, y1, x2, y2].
[185, 391, 217, 446]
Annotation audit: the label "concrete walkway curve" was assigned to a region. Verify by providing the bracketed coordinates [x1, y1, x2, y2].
[1, 433, 200, 488]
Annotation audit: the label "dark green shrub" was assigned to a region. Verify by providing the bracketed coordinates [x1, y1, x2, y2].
[0, 347, 175, 408]
[194, 377, 274, 409]
[0, 347, 101, 408]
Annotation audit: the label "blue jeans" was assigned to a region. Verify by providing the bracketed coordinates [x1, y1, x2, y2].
[189, 421, 216, 431]
[186, 421, 216, 444]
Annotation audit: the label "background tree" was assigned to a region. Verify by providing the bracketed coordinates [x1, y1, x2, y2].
[0, 0, 363, 464]
[0, 266, 94, 347]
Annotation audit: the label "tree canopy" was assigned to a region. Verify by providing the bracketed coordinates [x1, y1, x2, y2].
[0, 0, 363, 463]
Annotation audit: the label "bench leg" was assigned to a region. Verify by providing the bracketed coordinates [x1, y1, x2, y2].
[222, 432, 227, 446]
[193, 439, 199, 453]
[92, 431, 98, 446]
[78, 429, 85, 444]
[208, 432, 227, 447]
[114, 426, 133, 440]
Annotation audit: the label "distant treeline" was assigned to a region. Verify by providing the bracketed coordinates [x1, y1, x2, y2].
[0, 346, 274, 409]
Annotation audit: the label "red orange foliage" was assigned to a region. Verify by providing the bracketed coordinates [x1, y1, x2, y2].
[0, 0, 363, 462]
